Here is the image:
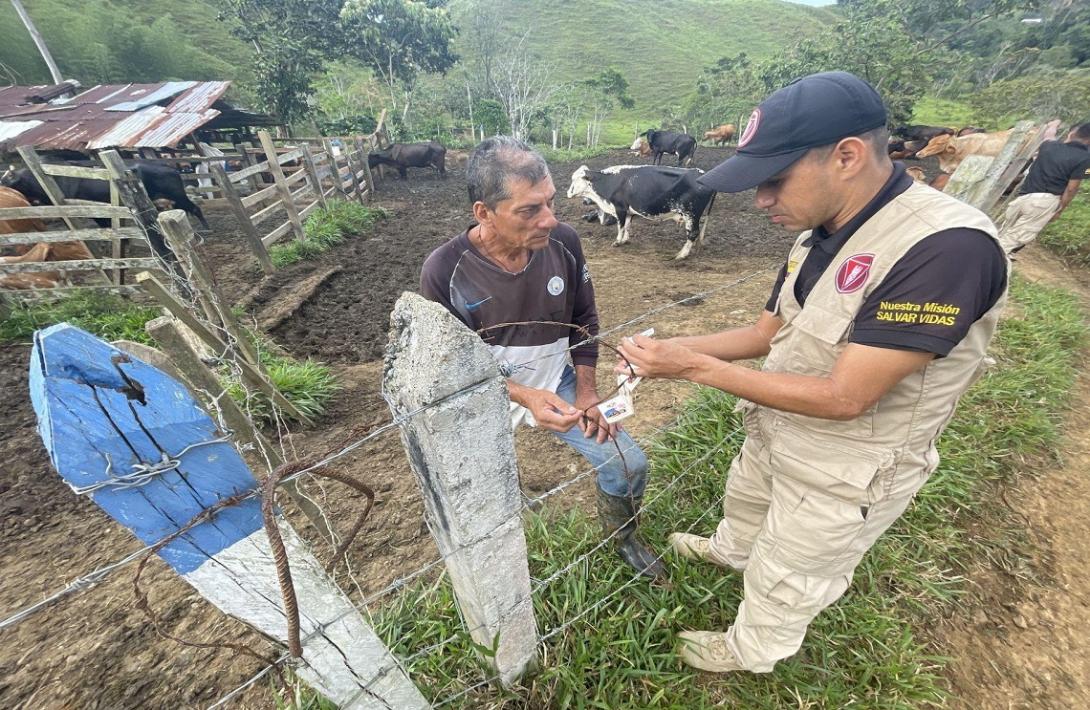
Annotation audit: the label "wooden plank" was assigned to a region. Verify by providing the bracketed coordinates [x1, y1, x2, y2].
[3, 284, 142, 299]
[251, 197, 285, 227]
[0, 227, 144, 245]
[209, 163, 274, 275]
[110, 179, 122, 285]
[145, 316, 333, 542]
[240, 182, 279, 209]
[228, 160, 271, 184]
[135, 272, 311, 424]
[262, 218, 295, 246]
[298, 199, 323, 221]
[299, 144, 329, 210]
[978, 120, 1056, 215]
[258, 131, 306, 240]
[29, 324, 425, 709]
[285, 168, 308, 188]
[0, 257, 161, 274]
[276, 147, 305, 166]
[236, 140, 265, 194]
[41, 164, 110, 180]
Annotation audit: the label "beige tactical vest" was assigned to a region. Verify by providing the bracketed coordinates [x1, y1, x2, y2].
[751, 182, 1008, 484]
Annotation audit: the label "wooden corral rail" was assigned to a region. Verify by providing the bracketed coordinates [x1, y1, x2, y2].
[209, 129, 376, 274]
[1, 148, 168, 298]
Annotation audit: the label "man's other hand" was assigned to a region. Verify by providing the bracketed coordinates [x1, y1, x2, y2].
[513, 384, 582, 432]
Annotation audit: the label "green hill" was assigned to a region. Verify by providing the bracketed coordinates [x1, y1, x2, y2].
[1, 0, 834, 115]
[450, 0, 836, 112]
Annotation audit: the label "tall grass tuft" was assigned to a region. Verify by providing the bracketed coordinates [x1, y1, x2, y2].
[273, 276, 1084, 708]
[226, 338, 340, 424]
[269, 201, 387, 267]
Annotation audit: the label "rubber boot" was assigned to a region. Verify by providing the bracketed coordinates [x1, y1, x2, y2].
[596, 488, 667, 579]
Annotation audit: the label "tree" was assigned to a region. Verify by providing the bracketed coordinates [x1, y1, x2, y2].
[340, 0, 458, 124]
[580, 68, 635, 147]
[219, 0, 344, 124]
[488, 37, 561, 140]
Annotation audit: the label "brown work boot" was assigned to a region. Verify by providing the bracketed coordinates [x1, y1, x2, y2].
[677, 630, 745, 673]
[667, 532, 732, 569]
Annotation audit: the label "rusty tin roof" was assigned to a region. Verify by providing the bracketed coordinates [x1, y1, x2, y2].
[0, 80, 236, 152]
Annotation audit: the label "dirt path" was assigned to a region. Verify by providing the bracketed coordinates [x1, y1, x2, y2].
[942, 244, 1090, 709]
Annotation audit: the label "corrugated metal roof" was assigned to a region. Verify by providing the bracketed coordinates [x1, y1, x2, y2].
[0, 80, 253, 152]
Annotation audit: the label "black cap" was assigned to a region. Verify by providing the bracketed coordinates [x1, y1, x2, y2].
[699, 71, 888, 193]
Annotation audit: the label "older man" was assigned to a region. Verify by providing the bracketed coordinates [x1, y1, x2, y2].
[420, 136, 664, 578]
[617, 72, 1008, 672]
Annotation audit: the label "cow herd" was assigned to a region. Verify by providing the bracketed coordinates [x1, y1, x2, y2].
[0, 118, 1036, 289]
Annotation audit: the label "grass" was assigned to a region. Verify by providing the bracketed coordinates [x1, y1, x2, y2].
[910, 96, 979, 129]
[269, 201, 387, 267]
[0, 292, 339, 422]
[1039, 182, 1090, 265]
[276, 275, 1086, 708]
[0, 292, 160, 345]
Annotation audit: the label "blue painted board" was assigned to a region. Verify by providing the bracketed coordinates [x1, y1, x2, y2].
[29, 323, 265, 575]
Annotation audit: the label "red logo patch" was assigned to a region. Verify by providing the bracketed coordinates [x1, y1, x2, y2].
[834, 253, 874, 294]
[738, 108, 761, 148]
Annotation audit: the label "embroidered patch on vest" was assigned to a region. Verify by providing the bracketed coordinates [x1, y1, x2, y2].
[834, 253, 875, 294]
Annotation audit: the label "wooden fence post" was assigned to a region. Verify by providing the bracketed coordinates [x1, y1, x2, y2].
[383, 293, 539, 687]
[146, 316, 335, 542]
[355, 136, 376, 202]
[322, 137, 351, 201]
[343, 138, 368, 205]
[16, 145, 78, 231]
[945, 120, 1037, 211]
[209, 163, 275, 275]
[30, 324, 429, 710]
[257, 130, 306, 240]
[299, 144, 330, 210]
[135, 271, 312, 425]
[156, 210, 260, 366]
[98, 150, 179, 273]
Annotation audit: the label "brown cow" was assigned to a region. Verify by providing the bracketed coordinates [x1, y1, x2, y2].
[915, 129, 1013, 174]
[631, 138, 652, 157]
[0, 186, 47, 237]
[703, 124, 736, 146]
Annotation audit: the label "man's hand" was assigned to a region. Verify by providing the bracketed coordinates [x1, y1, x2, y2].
[615, 334, 702, 380]
[508, 382, 582, 433]
[574, 391, 618, 443]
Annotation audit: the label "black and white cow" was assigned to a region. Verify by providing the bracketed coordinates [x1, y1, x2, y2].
[567, 165, 716, 260]
[630, 129, 697, 166]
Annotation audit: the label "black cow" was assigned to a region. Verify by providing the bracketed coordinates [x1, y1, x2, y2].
[631, 129, 697, 167]
[368, 142, 446, 180]
[893, 124, 955, 143]
[566, 164, 716, 260]
[0, 161, 209, 230]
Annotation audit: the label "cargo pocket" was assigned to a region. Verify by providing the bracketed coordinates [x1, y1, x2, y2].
[784, 305, 852, 377]
[765, 434, 889, 573]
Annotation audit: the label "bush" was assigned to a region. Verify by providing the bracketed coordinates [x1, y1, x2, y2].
[269, 201, 387, 266]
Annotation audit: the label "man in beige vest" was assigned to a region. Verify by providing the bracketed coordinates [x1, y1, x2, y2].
[617, 72, 1009, 673]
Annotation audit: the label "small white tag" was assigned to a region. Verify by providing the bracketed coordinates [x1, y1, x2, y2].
[599, 328, 655, 423]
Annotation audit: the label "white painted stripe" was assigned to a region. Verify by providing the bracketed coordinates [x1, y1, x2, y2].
[185, 522, 429, 709]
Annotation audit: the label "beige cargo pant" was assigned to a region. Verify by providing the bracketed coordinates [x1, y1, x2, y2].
[702, 414, 929, 672]
[998, 192, 1060, 254]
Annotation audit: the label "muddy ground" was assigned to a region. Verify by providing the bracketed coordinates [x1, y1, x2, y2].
[4, 149, 1085, 709]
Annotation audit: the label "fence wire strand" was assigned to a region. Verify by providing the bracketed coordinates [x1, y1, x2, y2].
[7, 254, 771, 708]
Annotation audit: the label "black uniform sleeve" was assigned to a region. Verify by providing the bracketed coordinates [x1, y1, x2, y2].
[556, 224, 600, 367]
[850, 229, 1007, 357]
[765, 262, 788, 313]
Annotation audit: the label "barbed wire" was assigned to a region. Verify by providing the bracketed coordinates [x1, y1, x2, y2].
[8, 233, 770, 707]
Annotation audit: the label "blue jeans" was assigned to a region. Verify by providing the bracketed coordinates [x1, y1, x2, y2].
[551, 366, 649, 498]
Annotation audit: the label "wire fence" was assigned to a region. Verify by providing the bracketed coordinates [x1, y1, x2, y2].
[2, 247, 773, 707]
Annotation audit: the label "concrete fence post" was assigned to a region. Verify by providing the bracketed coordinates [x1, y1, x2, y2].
[382, 293, 539, 687]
